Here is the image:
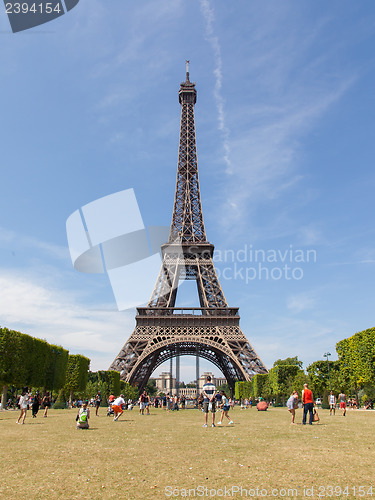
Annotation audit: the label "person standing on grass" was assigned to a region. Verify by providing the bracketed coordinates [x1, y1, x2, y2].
[16, 389, 29, 424]
[139, 391, 146, 415]
[112, 394, 126, 421]
[94, 391, 102, 416]
[329, 391, 336, 416]
[145, 391, 151, 415]
[42, 392, 51, 417]
[217, 391, 233, 425]
[286, 391, 299, 425]
[32, 391, 41, 418]
[202, 375, 217, 428]
[301, 383, 314, 425]
[166, 393, 172, 412]
[338, 391, 347, 416]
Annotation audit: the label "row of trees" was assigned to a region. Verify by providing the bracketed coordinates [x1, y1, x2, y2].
[0, 326, 139, 409]
[235, 356, 308, 404]
[0, 327, 89, 408]
[235, 327, 375, 406]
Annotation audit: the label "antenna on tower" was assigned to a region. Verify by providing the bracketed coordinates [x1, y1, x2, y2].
[186, 60, 190, 81]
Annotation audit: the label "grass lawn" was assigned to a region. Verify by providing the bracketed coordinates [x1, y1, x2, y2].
[1, 406, 374, 499]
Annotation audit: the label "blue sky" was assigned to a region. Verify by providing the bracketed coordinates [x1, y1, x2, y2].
[1, 0, 374, 383]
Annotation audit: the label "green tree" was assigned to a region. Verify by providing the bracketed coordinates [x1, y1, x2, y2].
[64, 354, 90, 404]
[306, 360, 341, 397]
[273, 356, 303, 369]
[145, 379, 157, 396]
[44, 345, 69, 396]
[120, 382, 139, 401]
[336, 327, 375, 402]
[252, 374, 269, 399]
[0, 328, 25, 406]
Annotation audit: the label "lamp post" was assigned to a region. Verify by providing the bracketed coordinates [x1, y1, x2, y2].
[323, 352, 332, 392]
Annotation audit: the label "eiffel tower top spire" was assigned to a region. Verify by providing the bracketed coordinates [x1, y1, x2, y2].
[170, 63, 205, 243]
[185, 59, 190, 82]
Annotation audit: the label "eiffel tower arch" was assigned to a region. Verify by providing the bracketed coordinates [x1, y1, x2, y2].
[110, 63, 268, 392]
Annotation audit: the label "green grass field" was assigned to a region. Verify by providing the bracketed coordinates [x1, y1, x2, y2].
[1, 406, 374, 499]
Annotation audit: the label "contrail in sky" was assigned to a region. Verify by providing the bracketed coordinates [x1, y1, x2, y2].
[200, 0, 232, 173]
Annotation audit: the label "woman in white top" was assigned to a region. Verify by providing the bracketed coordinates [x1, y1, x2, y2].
[16, 390, 29, 425]
[329, 391, 336, 416]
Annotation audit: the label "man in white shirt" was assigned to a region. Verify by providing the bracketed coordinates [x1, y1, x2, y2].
[202, 376, 217, 428]
[112, 394, 125, 421]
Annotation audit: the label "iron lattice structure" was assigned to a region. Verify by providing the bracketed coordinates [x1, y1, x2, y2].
[110, 65, 268, 391]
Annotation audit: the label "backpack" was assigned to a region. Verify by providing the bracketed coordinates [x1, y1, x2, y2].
[79, 409, 88, 423]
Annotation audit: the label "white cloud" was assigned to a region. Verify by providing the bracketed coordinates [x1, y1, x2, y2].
[0, 271, 134, 371]
[0, 226, 69, 262]
[286, 293, 316, 314]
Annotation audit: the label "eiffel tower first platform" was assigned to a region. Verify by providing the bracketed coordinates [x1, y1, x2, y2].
[110, 63, 268, 392]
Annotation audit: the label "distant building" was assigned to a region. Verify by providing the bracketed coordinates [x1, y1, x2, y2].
[150, 371, 227, 397]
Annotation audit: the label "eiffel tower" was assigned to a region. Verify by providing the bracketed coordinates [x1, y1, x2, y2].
[110, 63, 268, 392]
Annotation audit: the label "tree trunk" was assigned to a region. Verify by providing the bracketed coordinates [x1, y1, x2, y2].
[1, 385, 8, 410]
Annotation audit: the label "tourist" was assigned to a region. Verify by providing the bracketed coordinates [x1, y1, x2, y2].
[286, 390, 299, 424]
[16, 389, 29, 424]
[173, 395, 179, 411]
[338, 391, 347, 416]
[217, 391, 233, 425]
[42, 392, 51, 417]
[95, 391, 102, 416]
[139, 391, 147, 415]
[202, 375, 217, 428]
[76, 402, 90, 429]
[145, 391, 151, 415]
[329, 391, 336, 416]
[197, 393, 203, 410]
[112, 394, 126, 421]
[301, 383, 314, 425]
[167, 393, 172, 412]
[216, 391, 223, 411]
[32, 391, 41, 418]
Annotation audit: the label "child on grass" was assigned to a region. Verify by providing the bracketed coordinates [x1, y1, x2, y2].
[217, 391, 233, 425]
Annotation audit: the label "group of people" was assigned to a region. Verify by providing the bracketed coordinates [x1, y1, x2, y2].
[201, 375, 234, 427]
[286, 385, 350, 425]
[15, 389, 52, 425]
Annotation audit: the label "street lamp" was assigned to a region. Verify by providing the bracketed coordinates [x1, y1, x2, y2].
[323, 352, 332, 392]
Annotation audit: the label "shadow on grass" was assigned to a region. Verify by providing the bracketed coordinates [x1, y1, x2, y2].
[112, 420, 136, 423]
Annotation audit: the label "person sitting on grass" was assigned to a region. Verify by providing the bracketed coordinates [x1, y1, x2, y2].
[76, 402, 90, 429]
[217, 391, 233, 426]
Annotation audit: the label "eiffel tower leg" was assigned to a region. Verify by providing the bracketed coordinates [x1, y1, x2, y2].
[176, 346, 180, 398]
